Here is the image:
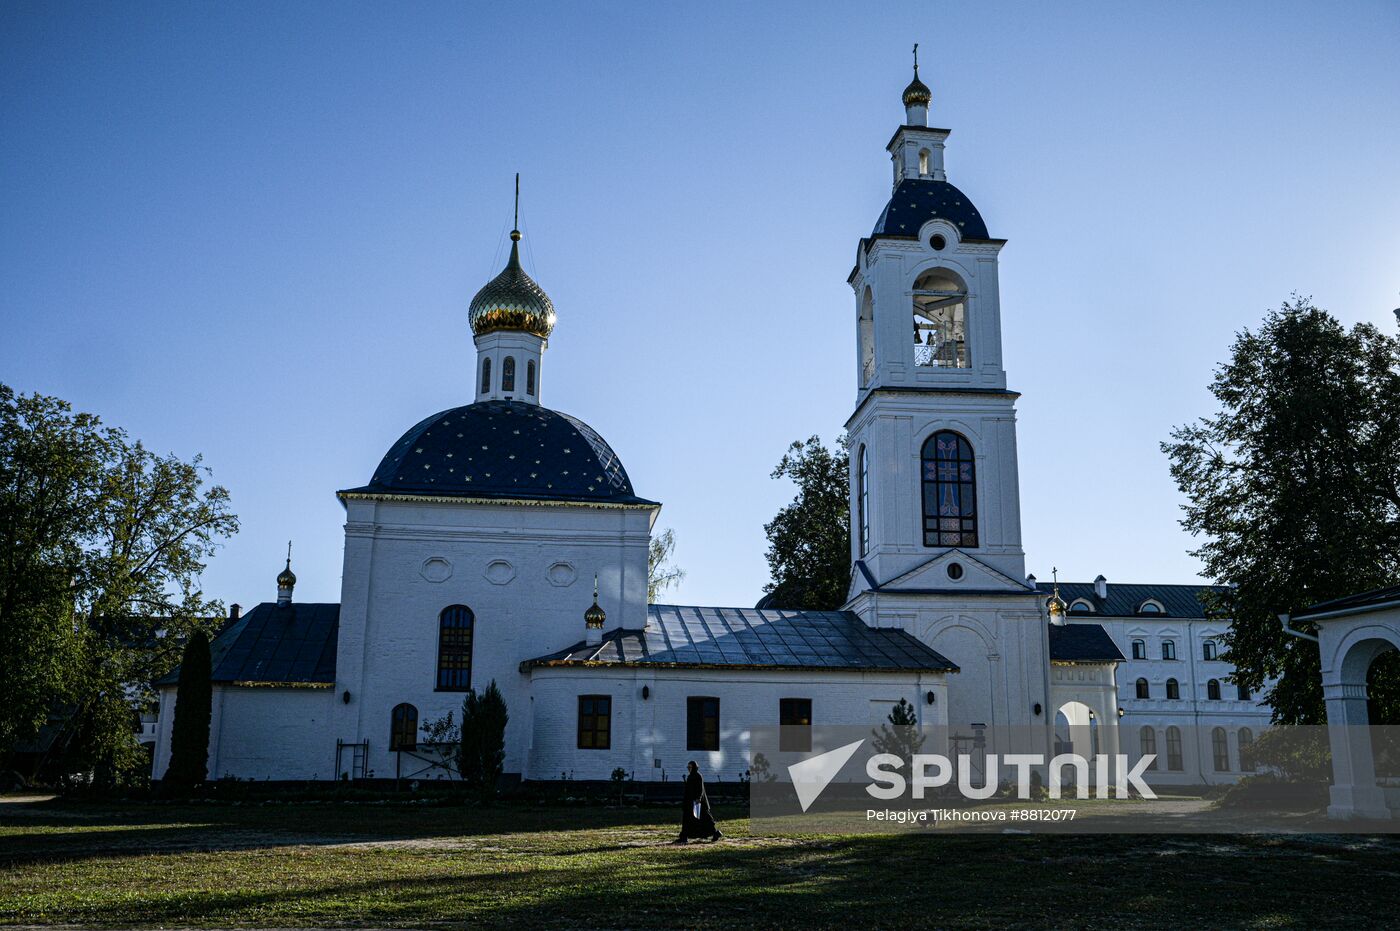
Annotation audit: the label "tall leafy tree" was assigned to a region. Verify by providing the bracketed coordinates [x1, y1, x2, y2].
[458, 681, 508, 795]
[761, 436, 851, 610]
[1163, 298, 1400, 723]
[647, 528, 685, 603]
[164, 630, 212, 787]
[0, 387, 102, 756]
[0, 384, 237, 783]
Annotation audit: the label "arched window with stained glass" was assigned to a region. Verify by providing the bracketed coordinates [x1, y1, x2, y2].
[921, 430, 977, 548]
[437, 605, 475, 691]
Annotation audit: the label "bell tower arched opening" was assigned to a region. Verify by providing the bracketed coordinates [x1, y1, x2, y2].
[912, 269, 968, 369]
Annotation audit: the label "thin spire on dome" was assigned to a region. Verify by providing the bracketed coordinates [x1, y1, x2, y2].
[276, 541, 296, 605]
[511, 172, 521, 243]
[468, 173, 556, 340]
[902, 42, 932, 113]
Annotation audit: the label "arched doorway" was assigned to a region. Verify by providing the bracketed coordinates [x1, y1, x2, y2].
[1307, 596, 1400, 820]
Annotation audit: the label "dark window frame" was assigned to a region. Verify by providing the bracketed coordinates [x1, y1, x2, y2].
[1139, 726, 1158, 771]
[577, 694, 611, 750]
[1165, 678, 1180, 700]
[501, 356, 516, 392]
[1135, 678, 1150, 700]
[481, 357, 492, 394]
[1161, 639, 1177, 661]
[857, 444, 870, 557]
[1207, 679, 1222, 701]
[1131, 639, 1147, 660]
[390, 702, 419, 752]
[1166, 726, 1184, 771]
[687, 696, 720, 752]
[779, 698, 812, 753]
[1202, 640, 1217, 661]
[436, 605, 475, 691]
[1212, 726, 1230, 771]
[526, 359, 536, 395]
[920, 430, 978, 548]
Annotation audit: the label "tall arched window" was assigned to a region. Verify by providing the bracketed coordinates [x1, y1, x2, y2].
[859, 287, 875, 386]
[437, 605, 474, 691]
[918, 148, 930, 177]
[1161, 639, 1177, 661]
[1139, 726, 1158, 770]
[1238, 727, 1255, 771]
[1202, 640, 1217, 661]
[1207, 679, 1221, 701]
[912, 270, 969, 369]
[1131, 639, 1146, 660]
[481, 357, 492, 394]
[390, 703, 418, 751]
[1165, 678, 1180, 700]
[1135, 678, 1150, 699]
[501, 356, 516, 392]
[1212, 726, 1229, 771]
[857, 445, 870, 557]
[921, 431, 977, 547]
[1166, 726, 1184, 771]
[526, 359, 536, 395]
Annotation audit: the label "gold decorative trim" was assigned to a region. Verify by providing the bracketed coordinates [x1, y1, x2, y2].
[338, 490, 658, 511]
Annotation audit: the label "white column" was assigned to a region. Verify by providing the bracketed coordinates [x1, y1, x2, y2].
[1324, 680, 1391, 820]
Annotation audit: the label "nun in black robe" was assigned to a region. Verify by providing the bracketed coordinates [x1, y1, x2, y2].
[676, 760, 723, 843]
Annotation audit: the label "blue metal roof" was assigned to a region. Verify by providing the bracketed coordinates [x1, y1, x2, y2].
[1295, 583, 1400, 619]
[158, 602, 339, 686]
[872, 179, 990, 240]
[522, 604, 958, 673]
[1049, 624, 1125, 663]
[1034, 581, 1230, 619]
[341, 400, 655, 506]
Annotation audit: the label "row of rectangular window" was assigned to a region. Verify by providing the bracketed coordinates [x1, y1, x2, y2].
[479, 357, 537, 395]
[576, 696, 815, 752]
[1133, 678, 1251, 701]
[1139, 725, 1253, 773]
[1129, 639, 1221, 661]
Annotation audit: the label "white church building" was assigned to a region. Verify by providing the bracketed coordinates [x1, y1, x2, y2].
[152, 64, 1269, 787]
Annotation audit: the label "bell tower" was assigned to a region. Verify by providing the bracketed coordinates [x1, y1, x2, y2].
[846, 55, 1028, 590]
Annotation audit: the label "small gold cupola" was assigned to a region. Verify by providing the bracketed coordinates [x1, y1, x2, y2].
[276, 542, 296, 606]
[1046, 567, 1067, 626]
[902, 43, 931, 125]
[584, 576, 606, 646]
[468, 175, 556, 341]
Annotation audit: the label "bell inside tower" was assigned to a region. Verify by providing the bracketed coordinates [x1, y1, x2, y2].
[912, 269, 968, 368]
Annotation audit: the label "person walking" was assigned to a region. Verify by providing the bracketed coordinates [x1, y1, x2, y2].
[675, 760, 723, 843]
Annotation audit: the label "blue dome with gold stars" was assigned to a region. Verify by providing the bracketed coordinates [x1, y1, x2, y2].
[872, 178, 989, 240]
[343, 401, 653, 505]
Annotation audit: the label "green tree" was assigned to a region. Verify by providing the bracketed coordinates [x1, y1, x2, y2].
[1163, 297, 1400, 724]
[163, 631, 212, 787]
[761, 436, 851, 610]
[871, 698, 925, 787]
[0, 384, 237, 783]
[0, 387, 103, 758]
[458, 681, 508, 795]
[647, 527, 685, 602]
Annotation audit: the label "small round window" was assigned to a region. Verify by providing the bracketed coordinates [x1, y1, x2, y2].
[947, 562, 964, 581]
[930, 234, 947, 251]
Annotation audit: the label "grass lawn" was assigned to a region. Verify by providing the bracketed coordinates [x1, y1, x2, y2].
[2, 794, 1399, 929]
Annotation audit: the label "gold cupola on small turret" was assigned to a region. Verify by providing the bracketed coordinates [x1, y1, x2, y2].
[902, 43, 932, 109]
[583, 576, 606, 646]
[468, 176, 556, 341]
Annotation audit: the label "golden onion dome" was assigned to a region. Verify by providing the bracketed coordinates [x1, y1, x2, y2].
[585, 597, 606, 629]
[468, 230, 556, 340]
[277, 559, 296, 588]
[902, 73, 931, 108]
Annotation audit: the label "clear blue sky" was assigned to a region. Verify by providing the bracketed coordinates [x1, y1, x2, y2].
[3, 1, 1398, 608]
